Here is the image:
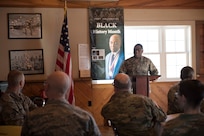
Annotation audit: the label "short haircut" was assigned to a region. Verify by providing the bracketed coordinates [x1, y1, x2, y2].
[179, 80, 204, 108]
[47, 71, 71, 95]
[134, 43, 143, 49]
[7, 70, 24, 87]
[180, 66, 194, 80]
[133, 44, 143, 55]
[113, 74, 132, 89]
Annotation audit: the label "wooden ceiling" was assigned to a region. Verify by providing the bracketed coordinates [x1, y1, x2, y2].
[0, 0, 204, 9]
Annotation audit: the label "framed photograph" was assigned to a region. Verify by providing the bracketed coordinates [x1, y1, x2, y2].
[8, 13, 42, 39]
[9, 49, 44, 75]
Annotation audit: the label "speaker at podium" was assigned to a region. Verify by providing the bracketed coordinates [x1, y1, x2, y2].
[132, 75, 161, 96]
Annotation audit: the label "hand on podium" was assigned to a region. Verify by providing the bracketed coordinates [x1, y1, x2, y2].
[149, 75, 161, 81]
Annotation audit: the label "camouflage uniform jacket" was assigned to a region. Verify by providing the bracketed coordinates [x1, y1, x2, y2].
[167, 83, 204, 114]
[162, 113, 204, 136]
[21, 99, 101, 136]
[119, 56, 158, 79]
[101, 91, 167, 136]
[167, 83, 183, 115]
[0, 92, 36, 125]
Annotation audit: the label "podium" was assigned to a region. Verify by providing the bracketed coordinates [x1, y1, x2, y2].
[132, 75, 160, 96]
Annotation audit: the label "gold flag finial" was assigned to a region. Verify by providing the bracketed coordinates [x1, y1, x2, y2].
[63, 0, 67, 16]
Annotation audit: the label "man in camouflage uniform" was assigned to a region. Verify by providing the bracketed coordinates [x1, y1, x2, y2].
[0, 70, 37, 125]
[21, 71, 101, 136]
[119, 43, 158, 93]
[101, 73, 166, 136]
[167, 66, 194, 114]
[162, 80, 204, 136]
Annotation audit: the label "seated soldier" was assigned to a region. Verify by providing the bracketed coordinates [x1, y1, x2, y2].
[167, 66, 204, 114]
[0, 70, 37, 125]
[101, 73, 166, 136]
[162, 80, 204, 136]
[21, 71, 101, 136]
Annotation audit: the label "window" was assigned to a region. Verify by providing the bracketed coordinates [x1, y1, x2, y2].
[124, 26, 191, 81]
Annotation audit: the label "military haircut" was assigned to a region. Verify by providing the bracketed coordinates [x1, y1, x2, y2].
[179, 79, 204, 108]
[134, 43, 143, 49]
[47, 71, 70, 94]
[180, 66, 194, 80]
[133, 43, 143, 55]
[113, 73, 132, 89]
[7, 70, 24, 87]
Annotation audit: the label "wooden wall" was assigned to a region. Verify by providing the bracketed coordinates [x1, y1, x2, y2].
[22, 80, 177, 126]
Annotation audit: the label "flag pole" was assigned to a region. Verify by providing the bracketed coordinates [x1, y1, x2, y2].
[64, 0, 67, 16]
[56, 0, 75, 105]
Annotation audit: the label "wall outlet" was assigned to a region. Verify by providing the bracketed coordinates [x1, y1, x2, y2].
[88, 101, 92, 106]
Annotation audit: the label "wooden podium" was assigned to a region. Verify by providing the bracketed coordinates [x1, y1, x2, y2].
[132, 75, 161, 96]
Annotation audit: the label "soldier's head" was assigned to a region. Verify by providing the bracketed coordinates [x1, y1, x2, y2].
[134, 43, 143, 58]
[7, 70, 25, 92]
[180, 66, 194, 80]
[177, 80, 204, 110]
[113, 73, 132, 92]
[44, 71, 71, 100]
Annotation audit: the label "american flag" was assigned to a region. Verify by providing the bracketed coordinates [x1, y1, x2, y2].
[55, 8, 75, 105]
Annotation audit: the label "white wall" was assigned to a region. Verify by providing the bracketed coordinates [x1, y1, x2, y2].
[0, 8, 89, 81]
[0, 8, 204, 81]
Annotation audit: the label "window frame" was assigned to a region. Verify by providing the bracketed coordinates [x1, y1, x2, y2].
[124, 25, 192, 82]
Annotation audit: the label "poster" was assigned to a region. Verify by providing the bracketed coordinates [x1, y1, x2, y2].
[78, 44, 91, 78]
[89, 8, 124, 80]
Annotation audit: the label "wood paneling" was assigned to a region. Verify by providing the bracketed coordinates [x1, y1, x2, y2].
[74, 80, 115, 126]
[22, 79, 177, 126]
[196, 21, 204, 83]
[149, 81, 176, 113]
[22, 80, 44, 97]
[0, 0, 204, 9]
[92, 84, 114, 126]
[74, 79, 93, 113]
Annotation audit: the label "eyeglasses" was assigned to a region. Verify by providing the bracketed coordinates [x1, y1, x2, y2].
[112, 81, 129, 89]
[112, 82, 121, 88]
[135, 48, 143, 51]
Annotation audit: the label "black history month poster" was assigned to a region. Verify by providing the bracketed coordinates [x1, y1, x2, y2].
[89, 8, 124, 80]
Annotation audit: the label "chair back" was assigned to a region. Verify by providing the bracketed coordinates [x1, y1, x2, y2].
[32, 96, 46, 107]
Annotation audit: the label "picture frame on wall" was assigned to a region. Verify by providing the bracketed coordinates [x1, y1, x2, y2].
[9, 49, 44, 75]
[8, 13, 42, 39]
